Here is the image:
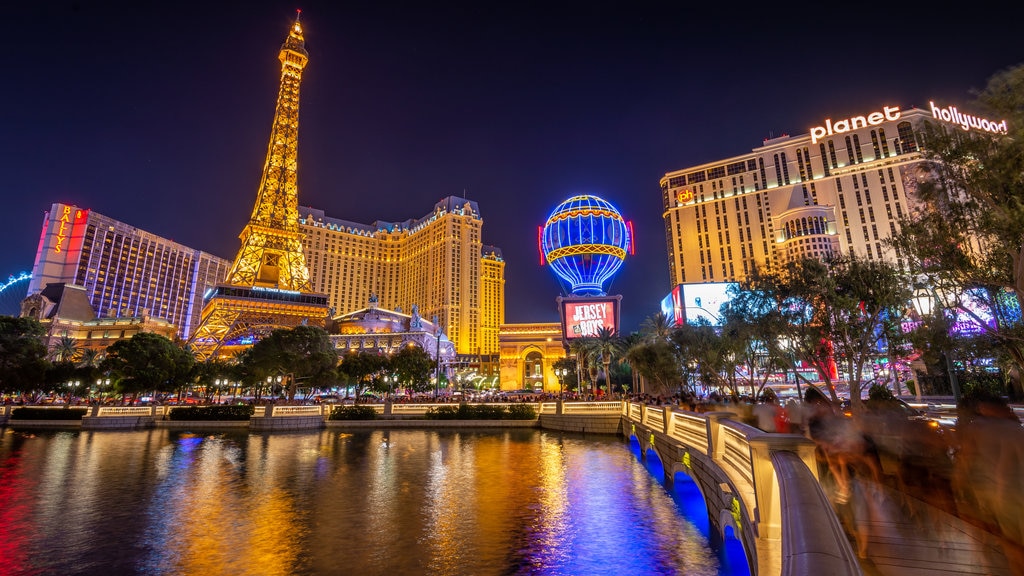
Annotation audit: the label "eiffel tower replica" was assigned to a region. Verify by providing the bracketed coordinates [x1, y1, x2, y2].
[188, 12, 329, 362]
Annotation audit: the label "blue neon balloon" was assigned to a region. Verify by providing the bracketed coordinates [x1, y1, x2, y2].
[541, 194, 630, 296]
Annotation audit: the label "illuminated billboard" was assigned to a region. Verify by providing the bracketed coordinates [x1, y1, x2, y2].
[659, 285, 684, 326]
[680, 282, 737, 326]
[558, 295, 621, 340]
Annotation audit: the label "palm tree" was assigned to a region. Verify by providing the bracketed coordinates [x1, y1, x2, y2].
[640, 312, 674, 343]
[568, 338, 596, 395]
[595, 326, 624, 397]
[50, 334, 79, 363]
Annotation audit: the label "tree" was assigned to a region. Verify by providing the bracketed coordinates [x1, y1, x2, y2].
[45, 360, 79, 401]
[719, 306, 785, 400]
[390, 344, 434, 394]
[243, 326, 339, 401]
[337, 350, 390, 400]
[568, 338, 597, 394]
[763, 256, 911, 412]
[889, 63, 1024, 399]
[49, 334, 79, 363]
[101, 332, 195, 401]
[640, 313, 674, 344]
[552, 356, 579, 393]
[672, 320, 736, 398]
[623, 339, 680, 396]
[727, 275, 803, 399]
[0, 317, 49, 395]
[594, 326, 624, 395]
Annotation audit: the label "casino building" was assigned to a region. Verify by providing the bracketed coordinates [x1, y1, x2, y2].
[659, 102, 994, 285]
[26, 202, 231, 340]
[299, 196, 505, 356]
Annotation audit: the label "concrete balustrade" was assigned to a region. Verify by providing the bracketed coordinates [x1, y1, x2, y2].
[624, 403, 860, 576]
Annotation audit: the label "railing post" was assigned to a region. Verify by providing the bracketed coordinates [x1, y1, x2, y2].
[703, 411, 736, 460]
[749, 434, 817, 535]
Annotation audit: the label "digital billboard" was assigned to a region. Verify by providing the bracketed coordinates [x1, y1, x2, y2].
[680, 282, 737, 326]
[659, 285, 684, 326]
[559, 295, 621, 340]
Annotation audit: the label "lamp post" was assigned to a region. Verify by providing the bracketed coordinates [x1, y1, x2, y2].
[911, 286, 961, 403]
[434, 323, 442, 399]
[555, 368, 567, 400]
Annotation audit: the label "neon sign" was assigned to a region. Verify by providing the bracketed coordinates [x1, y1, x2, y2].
[53, 205, 73, 253]
[930, 101, 1007, 135]
[810, 106, 901, 144]
[676, 189, 694, 204]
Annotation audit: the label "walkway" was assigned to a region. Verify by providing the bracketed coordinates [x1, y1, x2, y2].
[824, 474, 1022, 576]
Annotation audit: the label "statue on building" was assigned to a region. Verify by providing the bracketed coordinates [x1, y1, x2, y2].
[410, 304, 422, 329]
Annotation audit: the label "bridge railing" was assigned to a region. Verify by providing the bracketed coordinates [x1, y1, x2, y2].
[625, 403, 858, 576]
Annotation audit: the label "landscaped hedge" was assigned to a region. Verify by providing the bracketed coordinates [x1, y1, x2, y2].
[11, 408, 88, 420]
[425, 403, 536, 420]
[167, 405, 255, 421]
[328, 405, 378, 420]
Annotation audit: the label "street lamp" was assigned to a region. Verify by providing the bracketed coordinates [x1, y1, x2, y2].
[555, 368, 567, 400]
[911, 285, 961, 403]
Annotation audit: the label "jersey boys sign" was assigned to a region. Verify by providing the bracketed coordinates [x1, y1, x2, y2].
[559, 296, 621, 340]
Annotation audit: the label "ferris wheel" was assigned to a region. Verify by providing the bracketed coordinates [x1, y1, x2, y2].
[0, 271, 32, 317]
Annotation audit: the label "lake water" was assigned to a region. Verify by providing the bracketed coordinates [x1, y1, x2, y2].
[0, 427, 748, 576]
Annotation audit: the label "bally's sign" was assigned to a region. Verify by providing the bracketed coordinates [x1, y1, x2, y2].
[809, 102, 1008, 144]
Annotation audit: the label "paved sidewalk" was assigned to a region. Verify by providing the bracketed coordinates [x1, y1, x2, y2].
[831, 478, 1021, 576]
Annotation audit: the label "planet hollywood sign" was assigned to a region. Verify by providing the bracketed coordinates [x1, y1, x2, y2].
[809, 101, 1008, 144]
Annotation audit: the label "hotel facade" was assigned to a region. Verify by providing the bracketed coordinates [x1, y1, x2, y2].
[27, 202, 231, 340]
[659, 103, 988, 285]
[25, 198, 505, 356]
[300, 196, 505, 356]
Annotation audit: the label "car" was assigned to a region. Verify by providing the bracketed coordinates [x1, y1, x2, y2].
[314, 394, 342, 404]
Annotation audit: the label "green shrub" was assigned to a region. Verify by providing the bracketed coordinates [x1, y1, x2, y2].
[505, 404, 537, 420]
[425, 403, 537, 420]
[11, 407, 88, 420]
[168, 405, 255, 421]
[329, 405, 377, 420]
[425, 405, 460, 420]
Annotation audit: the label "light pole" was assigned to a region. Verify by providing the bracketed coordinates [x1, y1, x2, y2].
[555, 368, 567, 400]
[434, 322, 442, 399]
[911, 285, 961, 403]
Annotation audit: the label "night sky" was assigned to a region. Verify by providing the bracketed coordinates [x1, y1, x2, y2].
[5, 1, 1022, 334]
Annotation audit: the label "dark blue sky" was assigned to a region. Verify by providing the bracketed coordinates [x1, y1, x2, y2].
[4, 1, 1022, 333]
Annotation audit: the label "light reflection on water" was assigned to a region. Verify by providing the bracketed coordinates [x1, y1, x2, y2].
[0, 427, 742, 576]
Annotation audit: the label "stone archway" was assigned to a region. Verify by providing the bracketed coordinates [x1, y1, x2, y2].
[523, 350, 544, 390]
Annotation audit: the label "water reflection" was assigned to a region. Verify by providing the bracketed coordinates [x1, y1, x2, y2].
[0, 428, 737, 576]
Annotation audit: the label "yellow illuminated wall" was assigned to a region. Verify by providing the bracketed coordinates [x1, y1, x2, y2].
[299, 198, 504, 355]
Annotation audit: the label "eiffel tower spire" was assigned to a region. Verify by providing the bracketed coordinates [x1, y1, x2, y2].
[187, 13, 328, 361]
[226, 12, 311, 290]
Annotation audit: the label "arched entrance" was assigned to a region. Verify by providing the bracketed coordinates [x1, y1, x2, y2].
[523, 350, 544, 390]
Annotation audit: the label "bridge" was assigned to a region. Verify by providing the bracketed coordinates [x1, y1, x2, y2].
[619, 402, 859, 576]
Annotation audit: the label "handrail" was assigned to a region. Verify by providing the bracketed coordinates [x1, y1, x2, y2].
[773, 451, 861, 575]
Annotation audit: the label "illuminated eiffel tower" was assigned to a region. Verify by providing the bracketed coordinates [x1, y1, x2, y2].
[188, 12, 328, 361]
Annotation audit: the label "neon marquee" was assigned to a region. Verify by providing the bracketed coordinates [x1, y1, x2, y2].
[810, 106, 901, 144]
[53, 205, 72, 253]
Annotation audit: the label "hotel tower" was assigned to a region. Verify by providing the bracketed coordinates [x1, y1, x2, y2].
[300, 198, 505, 356]
[659, 103, 978, 285]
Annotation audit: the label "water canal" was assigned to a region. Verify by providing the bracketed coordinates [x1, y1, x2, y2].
[0, 427, 749, 576]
